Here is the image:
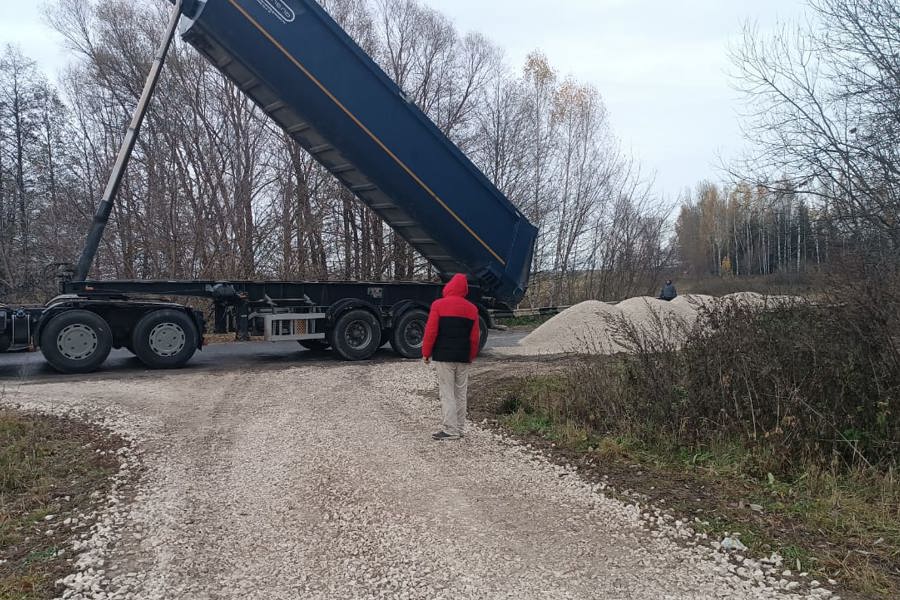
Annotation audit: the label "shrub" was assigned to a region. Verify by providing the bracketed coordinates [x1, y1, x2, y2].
[557, 276, 900, 475]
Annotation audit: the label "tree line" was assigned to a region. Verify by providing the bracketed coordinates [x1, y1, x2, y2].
[676, 0, 899, 278]
[677, 182, 832, 278]
[5, 0, 893, 305]
[0, 0, 667, 305]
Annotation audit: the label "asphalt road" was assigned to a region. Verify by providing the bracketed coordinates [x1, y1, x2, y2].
[0, 330, 528, 381]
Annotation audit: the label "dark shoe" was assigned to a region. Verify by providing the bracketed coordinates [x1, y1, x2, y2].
[432, 431, 460, 441]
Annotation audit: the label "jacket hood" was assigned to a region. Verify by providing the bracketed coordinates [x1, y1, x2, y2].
[443, 274, 469, 298]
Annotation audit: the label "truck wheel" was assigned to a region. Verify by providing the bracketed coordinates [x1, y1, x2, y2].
[0, 334, 10, 353]
[298, 339, 330, 352]
[479, 315, 489, 354]
[131, 309, 198, 369]
[40, 310, 112, 374]
[331, 309, 382, 361]
[391, 309, 428, 359]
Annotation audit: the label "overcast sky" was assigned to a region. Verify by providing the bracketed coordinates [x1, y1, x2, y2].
[0, 0, 808, 202]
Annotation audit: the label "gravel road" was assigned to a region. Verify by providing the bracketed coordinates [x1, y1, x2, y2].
[3, 361, 824, 600]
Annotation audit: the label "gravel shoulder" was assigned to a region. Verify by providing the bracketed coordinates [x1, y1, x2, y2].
[3, 362, 817, 600]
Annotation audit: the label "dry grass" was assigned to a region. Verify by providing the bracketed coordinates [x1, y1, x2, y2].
[0, 409, 122, 600]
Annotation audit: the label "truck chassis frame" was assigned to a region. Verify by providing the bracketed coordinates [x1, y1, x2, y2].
[0, 278, 491, 374]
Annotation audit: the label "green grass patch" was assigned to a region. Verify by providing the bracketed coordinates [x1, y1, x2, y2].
[504, 411, 553, 436]
[0, 409, 122, 600]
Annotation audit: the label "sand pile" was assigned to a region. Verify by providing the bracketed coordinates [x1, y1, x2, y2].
[766, 294, 806, 307]
[722, 291, 767, 307]
[672, 294, 716, 310]
[500, 297, 697, 357]
[499, 291, 806, 357]
[507, 300, 626, 356]
[615, 297, 699, 348]
[618, 297, 698, 326]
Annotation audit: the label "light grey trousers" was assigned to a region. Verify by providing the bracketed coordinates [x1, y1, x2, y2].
[434, 361, 470, 436]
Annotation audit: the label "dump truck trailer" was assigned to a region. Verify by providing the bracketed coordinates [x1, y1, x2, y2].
[0, 0, 537, 374]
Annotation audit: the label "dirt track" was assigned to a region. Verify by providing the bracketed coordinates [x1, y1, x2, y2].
[3, 362, 817, 599]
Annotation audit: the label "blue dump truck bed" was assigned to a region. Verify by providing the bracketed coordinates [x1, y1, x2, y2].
[171, 0, 536, 306]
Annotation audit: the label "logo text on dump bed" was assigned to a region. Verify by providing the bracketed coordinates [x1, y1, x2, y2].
[255, 0, 296, 23]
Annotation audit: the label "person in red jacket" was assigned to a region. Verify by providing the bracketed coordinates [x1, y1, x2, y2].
[422, 274, 481, 441]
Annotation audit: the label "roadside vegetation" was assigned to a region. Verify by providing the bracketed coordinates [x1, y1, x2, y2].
[473, 273, 900, 599]
[0, 409, 121, 600]
[495, 314, 557, 329]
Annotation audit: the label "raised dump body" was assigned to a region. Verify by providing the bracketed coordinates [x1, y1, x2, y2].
[171, 0, 537, 306]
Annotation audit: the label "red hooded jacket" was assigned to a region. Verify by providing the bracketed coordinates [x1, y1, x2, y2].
[422, 274, 481, 363]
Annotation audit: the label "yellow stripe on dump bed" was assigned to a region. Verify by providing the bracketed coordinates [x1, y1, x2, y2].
[225, 0, 506, 266]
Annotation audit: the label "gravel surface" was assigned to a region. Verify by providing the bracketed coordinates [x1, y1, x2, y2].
[2, 363, 828, 599]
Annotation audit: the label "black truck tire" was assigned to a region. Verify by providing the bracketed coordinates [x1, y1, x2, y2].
[40, 310, 113, 374]
[479, 315, 489, 354]
[131, 309, 198, 369]
[0, 334, 10, 353]
[298, 339, 330, 352]
[391, 309, 428, 359]
[331, 309, 382, 361]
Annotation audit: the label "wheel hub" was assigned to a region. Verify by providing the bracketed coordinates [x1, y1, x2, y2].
[148, 323, 186, 357]
[57, 324, 99, 361]
[404, 321, 424, 348]
[345, 320, 373, 350]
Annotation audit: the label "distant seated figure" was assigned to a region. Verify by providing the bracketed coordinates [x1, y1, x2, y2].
[659, 280, 677, 301]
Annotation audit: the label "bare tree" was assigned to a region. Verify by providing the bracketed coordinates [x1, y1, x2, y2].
[731, 0, 900, 260]
[0, 45, 66, 299]
[0, 0, 672, 308]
